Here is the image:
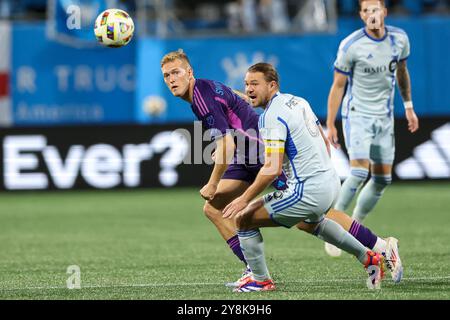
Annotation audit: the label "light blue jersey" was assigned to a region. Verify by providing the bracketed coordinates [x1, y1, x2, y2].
[259, 93, 341, 228]
[259, 92, 333, 184]
[334, 26, 410, 118]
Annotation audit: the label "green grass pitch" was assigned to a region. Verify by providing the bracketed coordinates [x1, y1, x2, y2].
[0, 183, 449, 300]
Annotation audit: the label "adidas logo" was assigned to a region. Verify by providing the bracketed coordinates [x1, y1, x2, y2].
[325, 124, 450, 180]
[395, 123, 450, 179]
[367, 53, 374, 59]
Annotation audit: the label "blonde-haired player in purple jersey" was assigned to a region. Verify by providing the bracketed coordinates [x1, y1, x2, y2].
[161, 49, 287, 287]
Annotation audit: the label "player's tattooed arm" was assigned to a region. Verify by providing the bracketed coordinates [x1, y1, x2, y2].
[397, 60, 412, 102]
[397, 60, 419, 133]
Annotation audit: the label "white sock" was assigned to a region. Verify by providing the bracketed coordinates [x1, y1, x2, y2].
[237, 229, 271, 281]
[352, 175, 391, 222]
[314, 218, 368, 264]
[334, 167, 369, 211]
[373, 237, 387, 254]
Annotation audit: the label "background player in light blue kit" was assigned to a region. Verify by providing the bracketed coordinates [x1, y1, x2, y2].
[325, 0, 419, 256]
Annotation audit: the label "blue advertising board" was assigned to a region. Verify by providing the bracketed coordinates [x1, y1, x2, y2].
[11, 23, 135, 126]
[136, 17, 450, 124]
[9, 16, 450, 126]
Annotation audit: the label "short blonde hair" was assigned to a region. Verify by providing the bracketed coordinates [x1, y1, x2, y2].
[359, 0, 385, 8]
[160, 49, 192, 68]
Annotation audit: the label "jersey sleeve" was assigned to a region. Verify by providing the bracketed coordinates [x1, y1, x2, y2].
[334, 41, 354, 75]
[400, 33, 410, 61]
[259, 112, 287, 153]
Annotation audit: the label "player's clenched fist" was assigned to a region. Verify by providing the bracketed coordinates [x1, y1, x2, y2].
[200, 183, 218, 201]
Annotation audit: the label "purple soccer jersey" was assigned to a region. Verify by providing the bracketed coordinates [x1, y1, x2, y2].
[191, 79, 287, 190]
[191, 79, 263, 165]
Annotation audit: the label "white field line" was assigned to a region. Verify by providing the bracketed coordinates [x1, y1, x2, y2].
[0, 276, 449, 292]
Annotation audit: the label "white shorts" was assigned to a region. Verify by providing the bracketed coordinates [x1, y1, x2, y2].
[263, 170, 341, 228]
[342, 114, 395, 164]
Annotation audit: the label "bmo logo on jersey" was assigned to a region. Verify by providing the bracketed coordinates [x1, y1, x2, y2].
[363, 65, 388, 74]
[364, 59, 398, 74]
[389, 60, 398, 73]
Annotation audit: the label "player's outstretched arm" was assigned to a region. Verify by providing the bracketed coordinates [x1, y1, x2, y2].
[397, 60, 419, 133]
[326, 71, 347, 148]
[223, 151, 284, 219]
[200, 133, 235, 200]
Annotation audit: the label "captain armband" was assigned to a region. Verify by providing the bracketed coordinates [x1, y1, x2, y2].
[264, 139, 285, 154]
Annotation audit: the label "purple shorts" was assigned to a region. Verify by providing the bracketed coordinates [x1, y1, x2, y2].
[222, 164, 261, 183]
[222, 164, 287, 190]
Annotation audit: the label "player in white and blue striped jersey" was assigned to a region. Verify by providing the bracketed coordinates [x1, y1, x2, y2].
[325, 0, 419, 264]
[222, 63, 390, 292]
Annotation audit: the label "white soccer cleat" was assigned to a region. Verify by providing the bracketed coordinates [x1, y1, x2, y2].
[384, 237, 403, 284]
[233, 278, 276, 292]
[225, 266, 253, 288]
[324, 242, 342, 257]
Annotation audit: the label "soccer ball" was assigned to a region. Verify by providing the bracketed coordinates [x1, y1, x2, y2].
[94, 9, 134, 48]
[143, 95, 167, 116]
